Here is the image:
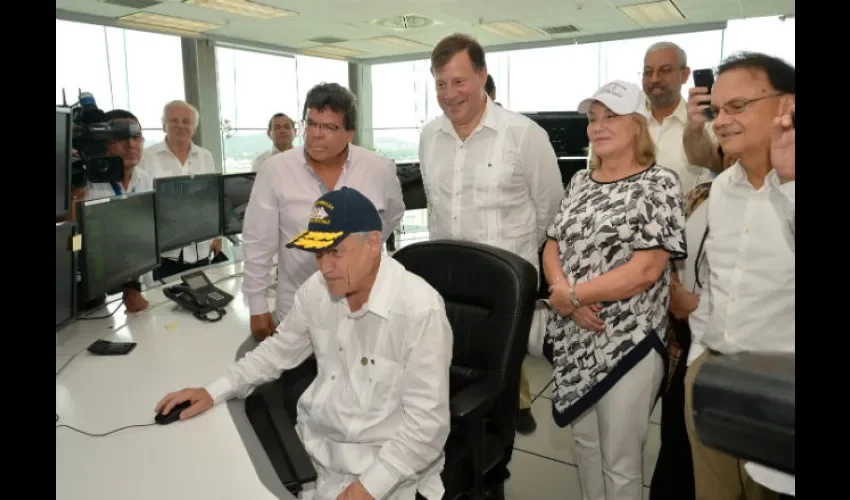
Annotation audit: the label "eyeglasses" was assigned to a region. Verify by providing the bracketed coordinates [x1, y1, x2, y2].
[641, 65, 684, 79]
[704, 92, 784, 120]
[303, 119, 343, 133]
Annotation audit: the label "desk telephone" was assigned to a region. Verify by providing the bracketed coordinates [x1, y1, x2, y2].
[163, 270, 234, 322]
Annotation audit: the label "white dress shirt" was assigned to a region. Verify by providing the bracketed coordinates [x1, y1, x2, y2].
[419, 98, 564, 271]
[252, 146, 282, 173]
[242, 145, 405, 318]
[138, 140, 218, 264]
[84, 167, 153, 201]
[688, 163, 795, 361]
[648, 97, 715, 196]
[205, 255, 453, 500]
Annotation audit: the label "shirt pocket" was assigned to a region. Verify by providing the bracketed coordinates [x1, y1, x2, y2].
[351, 354, 403, 413]
[473, 150, 519, 206]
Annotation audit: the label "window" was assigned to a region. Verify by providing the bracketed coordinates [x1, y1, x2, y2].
[295, 55, 350, 118]
[215, 47, 299, 173]
[56, 20, 184, 147]
[56, 20, 113, 108]
[722, 16, 795, 65]
[507, 44, 601, 112]
[371, 60, 428, 163]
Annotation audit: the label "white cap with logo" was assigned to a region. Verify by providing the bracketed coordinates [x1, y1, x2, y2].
[577, 80, 651, 119]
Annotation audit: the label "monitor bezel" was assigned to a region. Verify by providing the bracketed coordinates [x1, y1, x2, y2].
[56, 220, 78, 333]
[56, 107, 73, 220]
[154, 173, 224, 253]
[220, 172, 257, 237]
[78, 191, 162, 301]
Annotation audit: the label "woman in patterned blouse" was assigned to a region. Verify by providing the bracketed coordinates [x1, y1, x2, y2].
[540, 81, 687, 500]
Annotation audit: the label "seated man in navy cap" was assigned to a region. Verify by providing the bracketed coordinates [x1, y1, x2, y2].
[155, 187, 454, 500]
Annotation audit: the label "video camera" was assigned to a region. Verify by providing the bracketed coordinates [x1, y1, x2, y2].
[66, 92, 142, 189]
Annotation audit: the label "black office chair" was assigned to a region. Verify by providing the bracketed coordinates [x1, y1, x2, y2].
[393, 240, 538, 500]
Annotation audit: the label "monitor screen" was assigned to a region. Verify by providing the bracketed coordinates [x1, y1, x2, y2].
[78, 191, 160, 301]
[155, 173, 223, 252]
[56, 108, 72, 218]
[221, 173, 256, 236]
[56, 221, 76, 331]
[522, 111, 590, 158]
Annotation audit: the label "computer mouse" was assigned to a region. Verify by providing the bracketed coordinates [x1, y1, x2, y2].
[155, 400, 192, 425]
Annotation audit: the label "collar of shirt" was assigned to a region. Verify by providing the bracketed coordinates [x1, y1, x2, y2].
[301, 145, 353, 191]
[151, 139, 200, 159]
[343, 253, 394, 320]
[723, 161, 783, 190]
[436, 96, 501, 140]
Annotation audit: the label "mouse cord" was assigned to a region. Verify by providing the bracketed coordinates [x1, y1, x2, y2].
[55, 422, 157, 437]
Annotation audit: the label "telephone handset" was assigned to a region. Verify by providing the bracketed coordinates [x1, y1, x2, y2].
[163, 270, 234, 322]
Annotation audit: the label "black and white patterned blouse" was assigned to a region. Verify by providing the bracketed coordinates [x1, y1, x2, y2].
[545, 164, 686, 427]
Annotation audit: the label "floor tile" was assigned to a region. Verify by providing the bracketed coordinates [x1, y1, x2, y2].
[513, 397, 575, 465]
[506, 449, 582, 500]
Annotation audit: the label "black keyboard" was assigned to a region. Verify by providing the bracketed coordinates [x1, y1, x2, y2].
[87, 339, 137, 356]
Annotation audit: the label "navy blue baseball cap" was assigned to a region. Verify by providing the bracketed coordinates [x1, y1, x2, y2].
[286, 187, 383, 252]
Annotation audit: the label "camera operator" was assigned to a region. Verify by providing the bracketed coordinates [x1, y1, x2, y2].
[70, 109, 151, 313]
[75, 110, 153, 201]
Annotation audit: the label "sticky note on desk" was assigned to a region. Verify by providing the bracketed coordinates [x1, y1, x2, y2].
[165, 323, 178, 331]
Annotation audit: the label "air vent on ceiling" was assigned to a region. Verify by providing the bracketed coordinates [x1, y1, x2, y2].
[542, 24, 580, 35]
[308, 36, 349, 44]
[374, 14, 435, 31]
[104, 0, 161, 9]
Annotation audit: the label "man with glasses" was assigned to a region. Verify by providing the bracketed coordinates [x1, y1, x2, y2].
[642, 42, 715, 196]
[242, 82, 405, 341]
[684, 52, 795, 500]
[252, 112, 297, 172]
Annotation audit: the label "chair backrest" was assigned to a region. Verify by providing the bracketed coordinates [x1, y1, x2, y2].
[392, 239, 538, 392]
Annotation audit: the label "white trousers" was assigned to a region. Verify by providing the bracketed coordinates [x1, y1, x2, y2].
[571, 350, 664, 500]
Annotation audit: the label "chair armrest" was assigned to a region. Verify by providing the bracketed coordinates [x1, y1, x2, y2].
[450, 379, 501, 422]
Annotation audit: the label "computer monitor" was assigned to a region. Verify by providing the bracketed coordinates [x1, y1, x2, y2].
[77, 191, 160, 301]
[155, 173, 223, 253]
[221, 172, 256, 236]
[522, 111, 590, 158]
[56, 221, 77, 331]
[56, 107, 72, 219]
[396, 162, 427, 210]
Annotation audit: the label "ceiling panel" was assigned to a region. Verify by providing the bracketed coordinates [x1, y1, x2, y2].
[55, 0, 794, 61]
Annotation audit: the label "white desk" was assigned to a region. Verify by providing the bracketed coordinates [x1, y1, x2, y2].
[56, 262, 296, 500]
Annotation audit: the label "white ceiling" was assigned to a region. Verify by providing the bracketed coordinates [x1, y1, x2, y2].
[56, 0, 795, 62]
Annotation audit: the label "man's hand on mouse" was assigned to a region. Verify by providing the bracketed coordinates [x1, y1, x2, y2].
[155, 388, 213, 421]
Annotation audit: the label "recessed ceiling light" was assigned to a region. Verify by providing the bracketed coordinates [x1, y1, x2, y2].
[183, 0, 298, 19]
[618, 0, 686, 25]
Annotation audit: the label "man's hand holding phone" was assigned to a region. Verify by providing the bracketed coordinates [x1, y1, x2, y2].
[686, 87, 712, 132]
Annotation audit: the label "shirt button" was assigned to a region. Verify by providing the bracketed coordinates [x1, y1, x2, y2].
[330, 375, 336, 380]
[338, 347, 343, 352]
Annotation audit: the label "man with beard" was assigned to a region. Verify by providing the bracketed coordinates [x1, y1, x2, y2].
[642, 42, 715, 196]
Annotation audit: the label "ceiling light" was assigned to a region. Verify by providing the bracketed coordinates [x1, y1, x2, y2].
[118, 12, 220, 34]
[299, 45, 363, 60]
[477, 20, 544, 38]
[619, 0, 685, 25]
[184, 0, 298, 18]
[367, 36, 431, 50]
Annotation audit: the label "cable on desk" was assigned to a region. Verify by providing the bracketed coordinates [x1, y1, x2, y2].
[78, 298, 124, 320]
[56, 422, 157, 437]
